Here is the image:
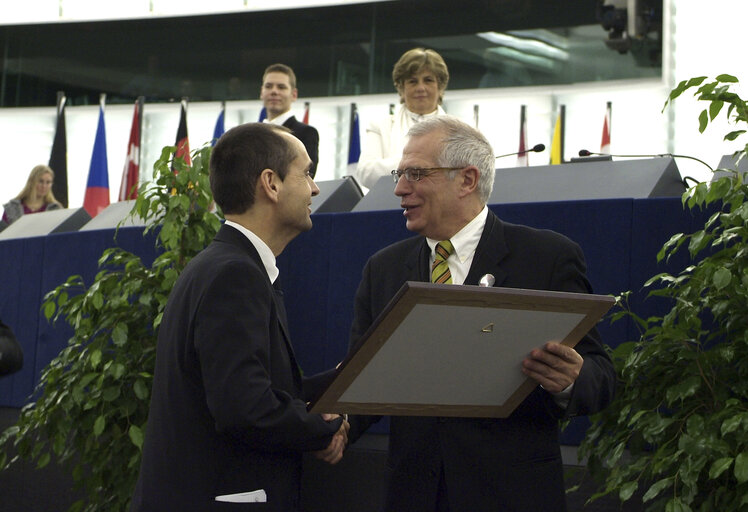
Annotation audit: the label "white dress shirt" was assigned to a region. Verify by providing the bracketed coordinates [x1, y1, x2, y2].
[224, 220, 279, 284]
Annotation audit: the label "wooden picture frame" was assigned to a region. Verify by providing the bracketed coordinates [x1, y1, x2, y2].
[311, 282, 614, 418]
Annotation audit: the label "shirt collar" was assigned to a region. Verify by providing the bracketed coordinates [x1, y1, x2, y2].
[426, 206, 488, 263]
[223, 220, 279, 284]
[264, 111, 294, 126]
[404, 106, 441, 123]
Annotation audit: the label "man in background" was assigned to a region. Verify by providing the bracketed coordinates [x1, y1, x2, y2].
[347, 116, 616, 511]
[261, 63, 320, 178]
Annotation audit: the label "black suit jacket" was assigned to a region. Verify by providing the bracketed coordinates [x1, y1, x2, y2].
[131, 224, 341, 512]
[348, 210, 616, 512]
[283, 116, 319, 178]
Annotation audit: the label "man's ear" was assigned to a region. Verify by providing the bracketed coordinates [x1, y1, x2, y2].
[458, 166, 480, 197]
[258, 168, 281, 203]
[292, 88, 299, 101]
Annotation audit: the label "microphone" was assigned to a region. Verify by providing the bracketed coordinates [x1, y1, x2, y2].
[495, 143, 545, 159]
[577, 149, 714, 172]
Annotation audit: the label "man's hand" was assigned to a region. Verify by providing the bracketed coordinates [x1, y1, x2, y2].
[314, 414, 350, 464]
[521, 341, 583, 393]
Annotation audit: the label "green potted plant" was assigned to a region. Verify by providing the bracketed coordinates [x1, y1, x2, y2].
[577, 75, 748, 511]
[0, 144, 220, 512]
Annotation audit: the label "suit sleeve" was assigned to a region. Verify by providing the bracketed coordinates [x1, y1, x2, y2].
[194, 260, 341, 452]
[547, 238, 616, 417]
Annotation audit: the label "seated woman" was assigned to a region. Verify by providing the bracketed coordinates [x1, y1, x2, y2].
[2, 164, 62, 227]
[354, 48, 450, 189]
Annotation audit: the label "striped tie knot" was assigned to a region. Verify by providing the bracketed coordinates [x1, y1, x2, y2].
[431, 240, 454, 284]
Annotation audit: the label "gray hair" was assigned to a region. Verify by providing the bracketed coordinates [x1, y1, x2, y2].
[407, 116, 495, 203]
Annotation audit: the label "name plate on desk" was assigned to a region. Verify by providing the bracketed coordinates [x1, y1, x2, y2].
[311, 282, 614, 418]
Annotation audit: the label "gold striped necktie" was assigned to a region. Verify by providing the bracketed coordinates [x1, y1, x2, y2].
[431, 240, 454, 284]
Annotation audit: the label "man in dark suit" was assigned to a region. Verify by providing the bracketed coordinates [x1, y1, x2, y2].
[261, 63, 320, 178]
[131, 123, 348, 512]
[347, 116, 616, 511]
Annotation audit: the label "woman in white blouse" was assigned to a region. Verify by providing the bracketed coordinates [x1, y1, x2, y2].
[355, 48, 450, 189]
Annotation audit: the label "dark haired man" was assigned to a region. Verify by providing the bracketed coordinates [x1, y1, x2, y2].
[131, 123, 347, 512]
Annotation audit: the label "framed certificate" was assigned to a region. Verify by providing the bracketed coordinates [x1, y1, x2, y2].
[311, 282, 614, 418]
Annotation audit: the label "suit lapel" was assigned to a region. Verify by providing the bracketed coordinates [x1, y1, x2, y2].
[465, 210, 510, 286]
[282, 116, 297, 131]
[271, 278, 302, 389]
[405, 238, 431, 282]
[215, 224, 301, 385]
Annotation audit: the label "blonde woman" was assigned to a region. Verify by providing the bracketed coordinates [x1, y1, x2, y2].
[2, 165, 62, 227]
[355, 48, 450, 189]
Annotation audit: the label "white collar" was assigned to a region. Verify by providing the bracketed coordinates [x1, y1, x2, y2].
[223, 220, 279, 284]
[426, 206, 488, 264]
[264, 111, 294, 126]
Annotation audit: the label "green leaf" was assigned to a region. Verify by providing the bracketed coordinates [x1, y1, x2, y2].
[721, 413, 747, 435]
[133, 379, 149, 401]
[642, 477, 673, 502]
[666, 375, 702, 404]
[716, 73, 738, 83]
[735, 452, 748, 483]
[102, 386, 121, 402]
[724, 130, 746, 141]
[712, 267, 732, 289]
[698, 109, 709, 133]
[43, 301, 56, 320]
[112, 323, 128, 346]
[619, 481, 638, 501]
[90, 349, 102, 369]
[128, 425, 144, 449]
[709, 457, 733, 479]
[37, 452, 51, 469]
[91, 291, 104, 310]
[665, 497, 693, 512]
[94, 415, 106, 436]
[709, 100, 724, 120]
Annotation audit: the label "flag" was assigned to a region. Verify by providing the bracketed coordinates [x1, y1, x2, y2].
[258, 107, 267, 122]
[600, 101, 612, 153]
[118, 97, 142, 201]
[550, 105, 565, 165]
[212, 101, 225, 147]
[302, 102, 309, 124]
[347, 103, 361, 173]
[174, 98, 191, 167]
[49, 92, 68, 207]
[517, 105, 529, 167]
[83, 95, 110, 217]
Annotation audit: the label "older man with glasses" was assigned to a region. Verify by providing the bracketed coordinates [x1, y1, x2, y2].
[346, 115, 616, 512]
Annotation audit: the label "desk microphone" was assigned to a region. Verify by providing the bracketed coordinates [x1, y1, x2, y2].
[496, 143, 546, 159]
[577, 149, 714, 173]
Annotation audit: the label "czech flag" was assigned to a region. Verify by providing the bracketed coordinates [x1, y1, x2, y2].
[83, 96, 110, 217]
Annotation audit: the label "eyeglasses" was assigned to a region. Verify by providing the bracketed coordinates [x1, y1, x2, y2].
[390, 167, 464, 183]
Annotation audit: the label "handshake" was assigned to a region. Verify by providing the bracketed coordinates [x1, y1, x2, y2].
[314, 413, 350, 465]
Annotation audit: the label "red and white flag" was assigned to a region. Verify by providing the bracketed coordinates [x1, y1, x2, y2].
[600, 101, 611, 153]
[302, 101, 310, 124]
[517, 105, 529, 167]
[118, 97, 142, 201]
